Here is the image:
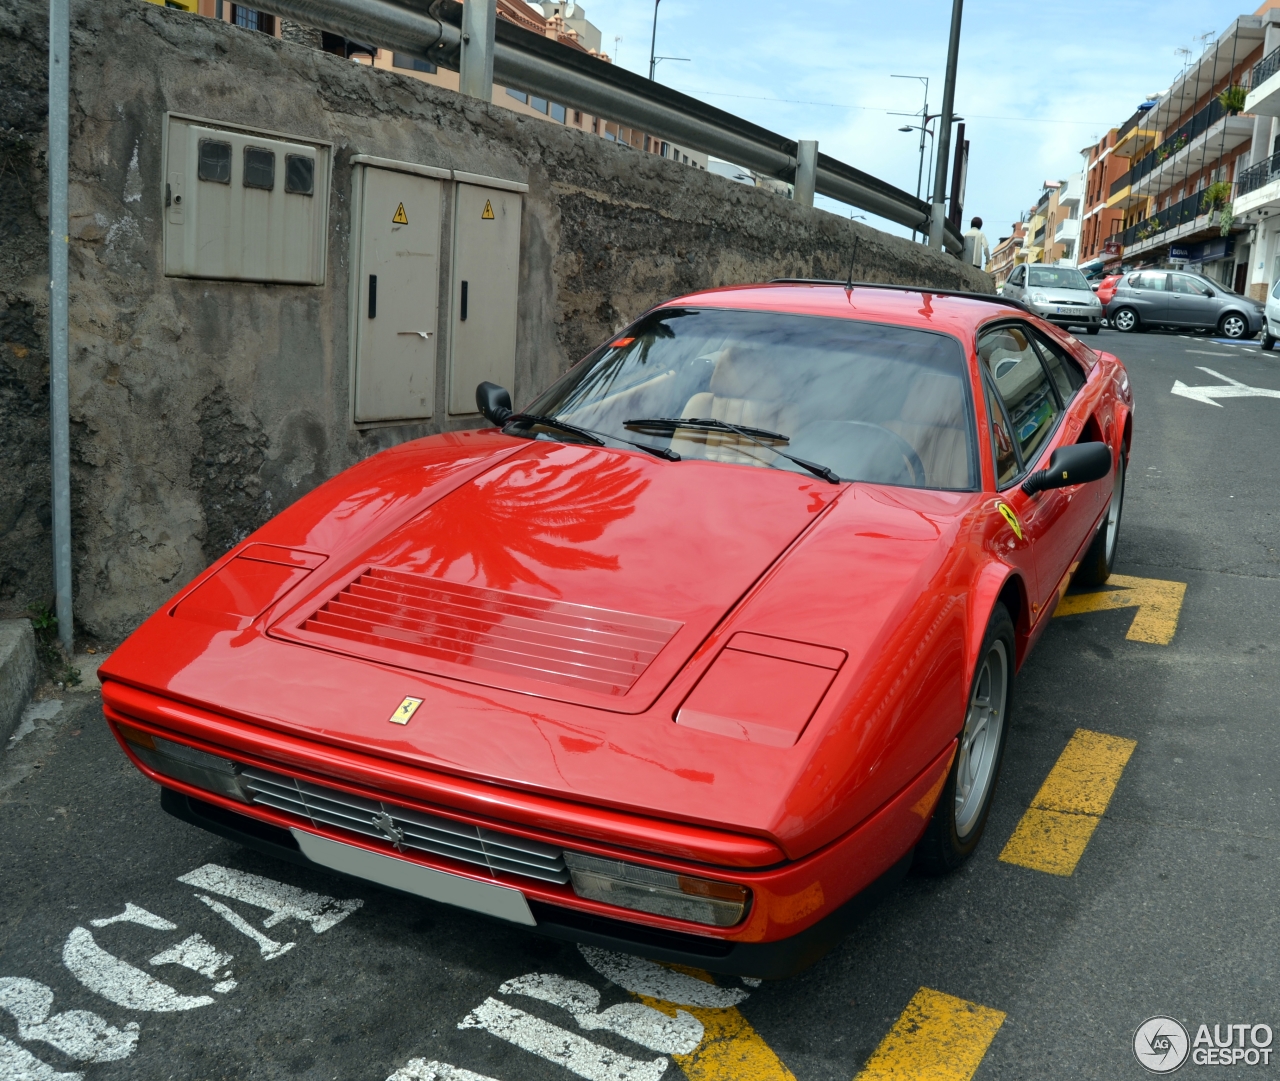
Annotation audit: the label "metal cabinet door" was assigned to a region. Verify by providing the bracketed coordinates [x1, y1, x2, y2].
[353, 167, 443, 422]
[448, 184, 522, 414]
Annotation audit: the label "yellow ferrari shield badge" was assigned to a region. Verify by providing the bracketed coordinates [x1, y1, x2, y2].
[481, 199, 495, 219]
[389, 696, 423, 725]
[996, 502, 1024, 541]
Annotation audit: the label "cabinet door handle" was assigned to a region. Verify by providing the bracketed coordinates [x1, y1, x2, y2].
[368, 275, 377, 319]
[460, 280, 468, 322]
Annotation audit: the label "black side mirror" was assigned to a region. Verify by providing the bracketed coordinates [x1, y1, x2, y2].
[476, 381, 513, 426]
[1021, 441, 1111, 495]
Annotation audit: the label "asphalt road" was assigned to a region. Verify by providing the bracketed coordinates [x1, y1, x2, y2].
[3, 326, 1280, 1081]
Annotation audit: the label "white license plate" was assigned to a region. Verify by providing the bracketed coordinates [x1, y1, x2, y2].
[1055, 307, 1084, 316]
[291, 829, 537, 925]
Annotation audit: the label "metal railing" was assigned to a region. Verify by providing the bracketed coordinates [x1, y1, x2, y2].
[1102, 189, 1222, 250]
[239, 0, 964, 252]
[1254, 45, 1280, 91]
[1130, 97, 1227, 186]
[1108, 167, 1133, 198]
[1237, 150, 1280, 197]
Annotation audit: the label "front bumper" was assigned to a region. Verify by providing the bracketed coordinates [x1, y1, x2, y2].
[162, 788, 912, 978]
[1033, 306, 1103, 329]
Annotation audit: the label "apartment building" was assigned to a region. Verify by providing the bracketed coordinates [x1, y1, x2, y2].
[1044, 173, 1083, 265]
[988, 222, 1026, 285]
[1229, 12, 1280, 298]
[1103, 11, 1278, 289]
[1079, 109, 1159, 268]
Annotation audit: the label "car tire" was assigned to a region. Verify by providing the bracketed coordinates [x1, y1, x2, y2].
[1111, 307, 1139, 333]
[1265, 333, 1277, 351]
[1218, 312, 1248, 339]
[913, 603, 1015, 875]
[1074, 447, 1126, 587]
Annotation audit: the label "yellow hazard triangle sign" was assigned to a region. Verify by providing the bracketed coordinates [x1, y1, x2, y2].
[392, 202, 408, 224]
[481, 199, 495, 220]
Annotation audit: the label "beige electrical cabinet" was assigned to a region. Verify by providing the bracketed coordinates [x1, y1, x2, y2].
[448, 177, 525, 415]
[351, 163, 446, 423]
[163, 115, 330, 284]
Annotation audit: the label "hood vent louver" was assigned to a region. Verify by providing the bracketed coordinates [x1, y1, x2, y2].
[297, 568, 681, 696]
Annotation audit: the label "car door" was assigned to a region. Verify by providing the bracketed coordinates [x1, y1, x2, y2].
[1005, 265, 1026, 302]
[977, 322, 1079, 621]
[1168, 272, 1217, 328]
[1124, 271, 1170, 324]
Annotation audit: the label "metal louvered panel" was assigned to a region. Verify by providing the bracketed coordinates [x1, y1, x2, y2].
[298, 568, 681, 696]
[239, 765, 570, 884]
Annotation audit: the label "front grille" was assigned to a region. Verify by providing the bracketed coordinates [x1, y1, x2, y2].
[297, 568, 681, 696]
[240, 765, 570, 884]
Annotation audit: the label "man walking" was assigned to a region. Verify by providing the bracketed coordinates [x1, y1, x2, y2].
[964, 216, 990, 270]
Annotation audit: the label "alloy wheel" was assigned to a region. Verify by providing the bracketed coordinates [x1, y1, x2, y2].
[1113, 308, 1137, 332]
[1220, 314, 1246, 338]
[954, 640, 1008, 840]
[1105, 458, 1125, 564]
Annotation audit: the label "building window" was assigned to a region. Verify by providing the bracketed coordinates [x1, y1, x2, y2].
[243, 147, 275, 190]
[573, 110, 582, 124]
[550, 102, 567, 123]
[506, 88, 528, 104]
[530, 96, 548, 114]
[393, 53, 436, 73]
[197, 140, 232, 184]
[230, 5, 273, 33]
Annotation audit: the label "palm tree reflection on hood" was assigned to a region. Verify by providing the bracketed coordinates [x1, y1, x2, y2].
[405, 445, 651, 595]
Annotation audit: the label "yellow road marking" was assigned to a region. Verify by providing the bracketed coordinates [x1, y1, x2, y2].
[1000, 729, 1137, 875]
[1054, 573, 1187, 645]
[637, 967, 796, 1081]
[854, 987, 1006, 1081]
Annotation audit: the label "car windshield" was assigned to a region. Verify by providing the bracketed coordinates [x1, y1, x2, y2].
[1027, 267, 1090, 290]
[522, 307, 977, 490]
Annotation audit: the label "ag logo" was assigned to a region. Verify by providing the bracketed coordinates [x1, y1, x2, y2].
[1134, 1016, 1190, 1073]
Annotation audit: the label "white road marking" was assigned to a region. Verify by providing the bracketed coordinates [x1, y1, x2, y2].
[579, 946, 750, 1007]
[90, 903, 176, 931]
[0, 979, 138, 1063]
[1184, 349, 1240, 357]
[458, 997, 668, 1081]
[195, 896, 295, 960]
[500, 973, 702, 1054]
[386, 1061, 501, 1081]
[178, 864, 362, 932]
[1171, 367, 1280, 406]
[0, 1034, 80, 1081]
[62, 927, 214, 1012]
[148, 933, 234, 988]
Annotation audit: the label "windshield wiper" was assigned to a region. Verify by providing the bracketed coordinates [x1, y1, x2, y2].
[624, 417, 841, 484]
[504, 413, 680, 461]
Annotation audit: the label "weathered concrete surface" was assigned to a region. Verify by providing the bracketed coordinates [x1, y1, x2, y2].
[0, 0, 992, 640]
[0, 619, 38, 742]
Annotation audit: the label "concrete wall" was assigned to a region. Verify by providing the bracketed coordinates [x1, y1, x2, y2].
[0, 0, 992, 641]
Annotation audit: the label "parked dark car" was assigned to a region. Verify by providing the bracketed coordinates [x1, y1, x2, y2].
[1105, 269, 1263, 338]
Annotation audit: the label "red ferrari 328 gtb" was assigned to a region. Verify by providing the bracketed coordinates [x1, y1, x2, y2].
[101, 282, 1133, 978]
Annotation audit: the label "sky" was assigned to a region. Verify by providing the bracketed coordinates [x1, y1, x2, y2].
[570, 0, 1251, 241]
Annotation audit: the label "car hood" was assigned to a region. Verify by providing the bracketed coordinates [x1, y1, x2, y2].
[266, 438, 838, 713]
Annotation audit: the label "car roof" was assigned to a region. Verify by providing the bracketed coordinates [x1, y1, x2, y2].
[652, 281, 1030, 336]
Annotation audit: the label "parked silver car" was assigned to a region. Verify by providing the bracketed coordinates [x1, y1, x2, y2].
[1105, 269, 1263, 338]
[1002, 264, 1103, 335]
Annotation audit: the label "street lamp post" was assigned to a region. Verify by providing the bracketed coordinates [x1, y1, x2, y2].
[648, 0, 660, 80]
[929, 0, 964, 251]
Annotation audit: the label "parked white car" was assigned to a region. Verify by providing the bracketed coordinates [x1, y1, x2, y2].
[1265, 279, 1280, 349]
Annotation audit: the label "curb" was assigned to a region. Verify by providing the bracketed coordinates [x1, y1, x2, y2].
[0, 619, 39, 743]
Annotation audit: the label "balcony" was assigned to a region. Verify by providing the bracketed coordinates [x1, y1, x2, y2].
[1129, 98, 1253, 198]
[1034, 225, 1046, 243]
[1055, 218, 1080, 242]
[1103, 189, 1228, 257]
[1234, 149, 1280, 215]
[1248, 46, 1280, 117]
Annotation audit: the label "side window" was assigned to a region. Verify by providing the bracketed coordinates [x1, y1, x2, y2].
[1171, 273, 1210, 296]
[1031, 332, 1085, 403]
[977, 324, 1062, 472]
[1138, 272, 1168, 291]
[984, 382, 1020, 486]
[1010, 266, 1025, 286]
